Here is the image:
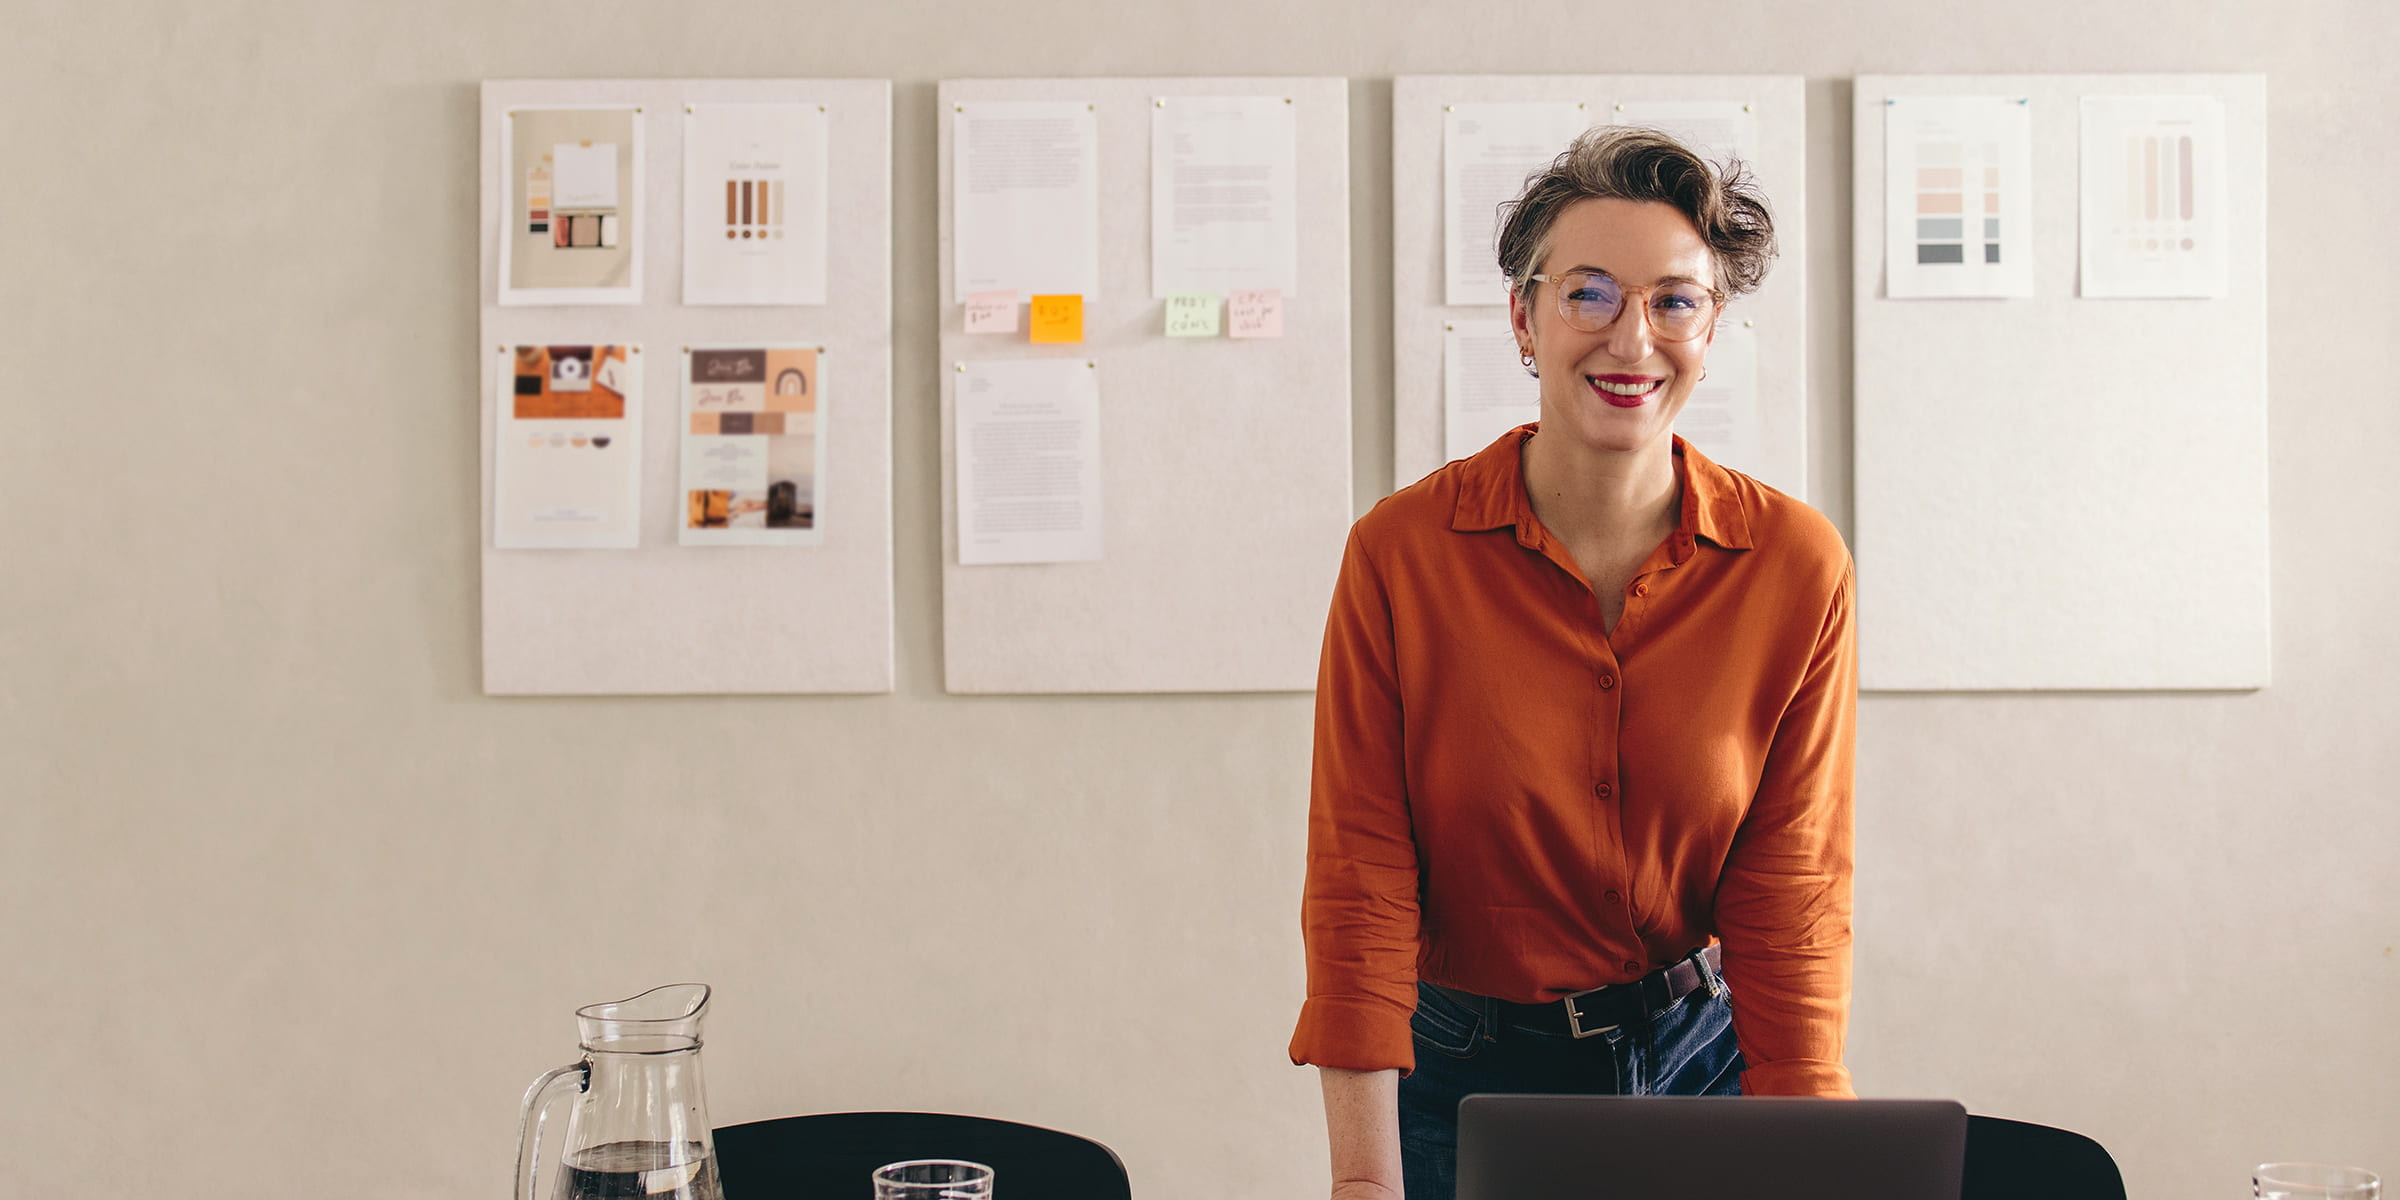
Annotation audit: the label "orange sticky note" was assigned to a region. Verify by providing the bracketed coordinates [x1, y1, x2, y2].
[1029, 294, 1085, 344]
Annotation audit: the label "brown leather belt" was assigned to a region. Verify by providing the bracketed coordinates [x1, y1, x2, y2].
[1457, 944, 1725, 1039]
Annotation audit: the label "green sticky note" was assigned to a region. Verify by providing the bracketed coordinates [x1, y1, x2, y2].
[1165, 291, 1222, 338]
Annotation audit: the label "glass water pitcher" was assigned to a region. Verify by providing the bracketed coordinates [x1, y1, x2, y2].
[517, 983, 724, 1200]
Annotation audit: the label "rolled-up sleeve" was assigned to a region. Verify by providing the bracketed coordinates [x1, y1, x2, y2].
[1288, 528, 1423, 1073]
[1713, 565, 1858, 1097]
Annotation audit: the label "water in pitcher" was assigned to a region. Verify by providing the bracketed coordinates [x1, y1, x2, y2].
[561, 1140, 723, 1200]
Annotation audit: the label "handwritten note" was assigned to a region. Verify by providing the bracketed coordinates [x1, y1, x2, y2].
[1165, 291, 1221, 337]
[1227, 288, 1283, 339]
[1029, 294, 1085, 344]
[965, 290, 1019, 334]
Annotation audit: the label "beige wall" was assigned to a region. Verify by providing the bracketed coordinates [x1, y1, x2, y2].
[4, 2, 2393, 1198]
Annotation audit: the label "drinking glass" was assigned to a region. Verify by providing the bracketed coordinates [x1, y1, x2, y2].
[873, 1159, 995, 1199]
[2256, 1163, 2380, 1200]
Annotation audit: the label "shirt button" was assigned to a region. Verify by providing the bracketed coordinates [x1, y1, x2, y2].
[1624, 960, 1642, 973]
[1604, 890, 1621, 903]
[1633, 583, 1649, 597]
[1598, 673, 1616, 690]
[1593, 782, 1612, 798]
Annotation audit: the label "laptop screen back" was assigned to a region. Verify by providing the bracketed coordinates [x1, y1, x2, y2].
[1456, 1095, 1967, 1200]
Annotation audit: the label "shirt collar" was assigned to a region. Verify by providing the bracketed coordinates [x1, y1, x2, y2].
[1448, 425, 1756, 552]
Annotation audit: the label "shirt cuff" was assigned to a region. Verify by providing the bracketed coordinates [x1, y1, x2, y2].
[1288, 993, 1417, 1075]
[1738, 1058, 1856, 1097]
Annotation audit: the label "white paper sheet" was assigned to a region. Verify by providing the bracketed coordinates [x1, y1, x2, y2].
[552, 142, 618, 209]
[1675, 317, 1764, 480]
[1442, 318, 1538, 464]
[498, 106, 642, 306]
[1611, 100, 1760, 173]
[678, 346, 828, 546]
[1884, 96, 2035, 298]
[2078, 95, 2228, 299]
[1444, 102, 1591, 306]
[493, 345, 642, 549]
[953, 101, 1100, 304]
[956, 359, 1102, 565]
[682, 104, 829, 305]
[1150, 95, 1298, 298]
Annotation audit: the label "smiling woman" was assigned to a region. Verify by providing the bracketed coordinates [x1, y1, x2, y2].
[1499, 126, 1775, 488]
[1292, 126, 1857, 1200]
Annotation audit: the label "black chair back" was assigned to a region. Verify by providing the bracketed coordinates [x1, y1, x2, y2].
[713, 1111, 1132, 1200]
[1962, 1114, 2126, 1200]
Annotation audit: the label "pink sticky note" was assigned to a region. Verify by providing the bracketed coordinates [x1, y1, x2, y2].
[1227, 289, 1283, 339]
[964, 290, 1019, 334]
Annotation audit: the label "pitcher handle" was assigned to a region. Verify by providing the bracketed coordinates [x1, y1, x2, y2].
[516, 1061, 588, 1200]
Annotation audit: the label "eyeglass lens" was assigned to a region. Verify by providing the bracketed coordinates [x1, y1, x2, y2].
[1558, 272, 1715, 339]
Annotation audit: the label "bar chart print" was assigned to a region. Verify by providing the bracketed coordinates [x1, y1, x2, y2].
[2123, 131, 2196, 249]
[683, 103, 829, 305]
[1911, 144, 2006, 266]
[1883, 95, 2033, 298]
[2079, 95, 2227, 297]
[724, 178, 785, 240]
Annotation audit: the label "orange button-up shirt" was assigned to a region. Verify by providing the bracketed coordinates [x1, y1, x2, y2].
[1289, 429, 1856, 1097]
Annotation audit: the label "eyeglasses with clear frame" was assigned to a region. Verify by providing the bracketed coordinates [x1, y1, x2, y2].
[1528, 270, 1725, 342]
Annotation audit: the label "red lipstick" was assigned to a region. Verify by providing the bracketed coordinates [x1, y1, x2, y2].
[1587, 374, 1665, 409]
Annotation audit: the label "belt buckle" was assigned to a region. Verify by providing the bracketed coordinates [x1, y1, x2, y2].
[1561, 987, 1617, 1039]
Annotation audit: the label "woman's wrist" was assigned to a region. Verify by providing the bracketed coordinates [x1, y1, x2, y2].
[1319, 1066, 1404, 1192]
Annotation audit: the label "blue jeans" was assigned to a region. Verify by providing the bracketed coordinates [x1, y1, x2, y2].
[1397, 972, 1744, 1200]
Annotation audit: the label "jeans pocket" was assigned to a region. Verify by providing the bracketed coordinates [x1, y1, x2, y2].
[1409, 981, 1484, 1059]
[1652, 989, 1743, 1095]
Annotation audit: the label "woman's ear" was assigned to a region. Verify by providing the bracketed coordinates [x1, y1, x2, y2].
[1507, 284, 1534, 357]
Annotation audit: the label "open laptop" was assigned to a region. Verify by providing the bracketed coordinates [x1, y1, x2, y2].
[1457, 1095, 1968, 1200]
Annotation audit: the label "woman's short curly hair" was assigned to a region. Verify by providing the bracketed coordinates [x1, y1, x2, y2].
[1496, 125, 1778, 302]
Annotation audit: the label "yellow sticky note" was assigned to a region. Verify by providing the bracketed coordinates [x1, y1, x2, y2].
[1165, 291, 1221, 337]
[1029, 294, 1085, 344]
